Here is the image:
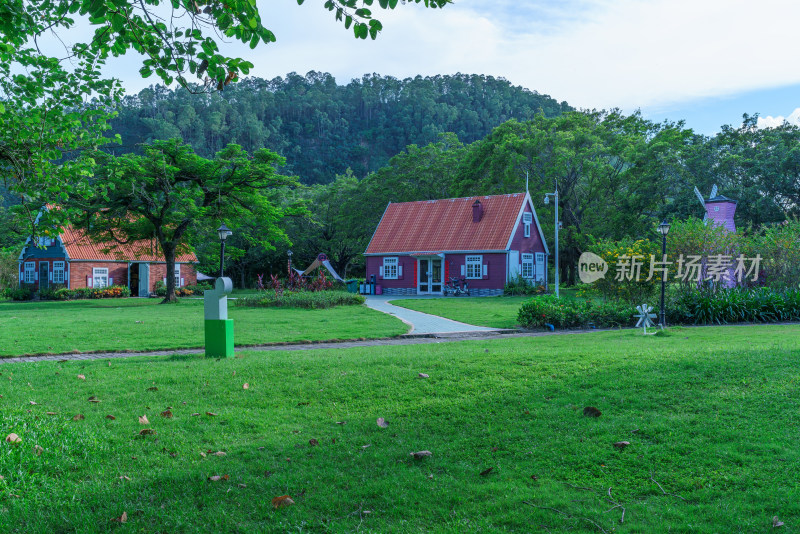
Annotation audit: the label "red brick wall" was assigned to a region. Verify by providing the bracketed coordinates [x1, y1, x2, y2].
[68, 262, 197, 290]
[68, 262, 128, 289]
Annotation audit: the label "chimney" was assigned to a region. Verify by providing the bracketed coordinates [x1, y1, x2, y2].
[472, 199, 484, 223]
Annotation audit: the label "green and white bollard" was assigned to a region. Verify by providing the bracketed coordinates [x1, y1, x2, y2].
[204, 277, 234, 358]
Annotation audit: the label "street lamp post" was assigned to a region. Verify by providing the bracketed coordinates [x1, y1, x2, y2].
[544, 189, 559, 298]
[657, 220, 671, 327]
[287, 249, 293, 277]
[217, 224, 232, 278]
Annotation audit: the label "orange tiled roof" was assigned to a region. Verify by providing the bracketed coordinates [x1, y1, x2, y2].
[60, 224, 197, 263]
[365, 194, 527, 254]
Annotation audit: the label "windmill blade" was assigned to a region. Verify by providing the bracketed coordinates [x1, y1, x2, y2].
[710, 184, 718, 198]
[694, 186, 705, 206]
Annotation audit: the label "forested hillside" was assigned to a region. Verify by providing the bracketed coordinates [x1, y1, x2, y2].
[110, 72, 570, 184]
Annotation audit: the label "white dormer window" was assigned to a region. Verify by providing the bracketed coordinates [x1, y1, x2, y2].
[523, 212, 532, 238]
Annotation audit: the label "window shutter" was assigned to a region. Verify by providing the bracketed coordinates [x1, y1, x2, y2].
[180, 277, 185, 287]
[109, 278, 114, 286]
[460, 265, 465, 276]
[398, 265, 403, 278]
[87, 276, 92, 287]
[163, 277, 167, 284]
[49, 271, 53, 281]
[35, 270, 39, 281]
[482, 263, 488, 278]
[379, 265, 384, 278]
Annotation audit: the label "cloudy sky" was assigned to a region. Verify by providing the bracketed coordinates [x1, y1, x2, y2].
[106, 0, 800, 135]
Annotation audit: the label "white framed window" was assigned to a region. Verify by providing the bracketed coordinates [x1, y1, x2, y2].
[174, 264, 181, 287]
[381, 257, 399, 279]
[24, 262, 35, 284]
[53, 261, 65, 284]
[465, 255, 483, 279]
[93, 268, 109, 288]
[521, 253, 534, 279]
[523, 212, 532, 238]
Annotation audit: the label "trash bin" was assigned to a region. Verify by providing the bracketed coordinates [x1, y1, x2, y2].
[375, 285, 382, 295]
[345, 279, 359, 293]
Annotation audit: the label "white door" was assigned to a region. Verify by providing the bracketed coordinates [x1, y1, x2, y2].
[139, 263, 150, 297]
[508, 251, 520, 280]
[418, 259, 430, 294]
[535, 253, 546, 283]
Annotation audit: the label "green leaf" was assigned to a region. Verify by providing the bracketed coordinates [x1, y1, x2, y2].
[345, 15, 352, 29]
[248, 17, 257, 29]
[378, 0, 389, 7]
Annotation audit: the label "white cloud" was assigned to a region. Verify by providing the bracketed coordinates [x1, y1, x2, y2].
[102, 0, 800, 114]
[757, 108, 800, 128]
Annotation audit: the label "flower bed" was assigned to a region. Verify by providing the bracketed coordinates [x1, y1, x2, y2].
[52, 285, 131, 300]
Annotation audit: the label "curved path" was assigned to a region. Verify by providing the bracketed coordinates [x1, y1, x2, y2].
[363, 295, 502, 335]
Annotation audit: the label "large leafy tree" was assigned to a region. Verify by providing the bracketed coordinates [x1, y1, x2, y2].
[76, 139, 301, 302]
[1, 0, 449, 235]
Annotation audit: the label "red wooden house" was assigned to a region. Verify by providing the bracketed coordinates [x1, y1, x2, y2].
[18, 222, 198, 297]
[364, 193, 549, 296]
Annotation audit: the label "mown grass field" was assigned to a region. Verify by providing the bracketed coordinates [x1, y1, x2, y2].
[0, 298, 407, 357]
[391, 288, 596, 329]
[1, 324, 798, 532]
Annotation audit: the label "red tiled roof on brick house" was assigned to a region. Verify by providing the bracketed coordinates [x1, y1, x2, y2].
[60, 224, 197, 263]
[366, 194, 536, 254]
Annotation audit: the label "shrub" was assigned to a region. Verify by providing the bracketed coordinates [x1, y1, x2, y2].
[236, 290, 365, 309]
[503, 275, 546, 296]
[668, 287, 800, 325]
[153, 280, 167, 297]
[517, 295, 632, 329]
[10, 287, 33, 301]
[52, 285, 131, 300]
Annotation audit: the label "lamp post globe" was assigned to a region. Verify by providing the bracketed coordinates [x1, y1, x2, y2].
[657, 220, 670, 326]
[217, 224, 232, 278]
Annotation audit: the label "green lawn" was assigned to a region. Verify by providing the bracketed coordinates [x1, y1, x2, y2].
[392, 296, 531, 328]
[1, 325, 799, 532]
[0, 298, 407, 356]
[392, 288, 601, 329]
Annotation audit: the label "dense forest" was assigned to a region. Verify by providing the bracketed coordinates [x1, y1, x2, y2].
[109, 72, 571, 184]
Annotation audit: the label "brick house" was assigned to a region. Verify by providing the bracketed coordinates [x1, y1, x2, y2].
[364, 193, 549, 296]
[18, 222, 198, 297]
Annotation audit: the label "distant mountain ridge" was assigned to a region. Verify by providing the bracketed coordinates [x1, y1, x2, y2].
[110, 72, 571, 184]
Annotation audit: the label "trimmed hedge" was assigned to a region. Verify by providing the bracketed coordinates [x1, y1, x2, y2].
[518, 295, 632, 329]
[236, 290, 365, 309]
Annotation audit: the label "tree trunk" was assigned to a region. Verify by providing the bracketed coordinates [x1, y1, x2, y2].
[161, 242, 178, 304]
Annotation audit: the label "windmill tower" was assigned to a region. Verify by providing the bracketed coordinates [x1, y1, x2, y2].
[694, 185, 737, 233]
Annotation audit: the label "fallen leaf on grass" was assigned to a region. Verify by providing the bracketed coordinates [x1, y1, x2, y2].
[147, 387, 158, 391]
[138, 429, 156, 436]
[138, 415, 149, 424]
[361, 444, 371, 450]
[773, 516, 784, 528]
[309, 439, 319, 447]
[106, 415, 116, 420]
[531, 475, 539, 480]
[77, 375, 85, 380]
[238, 483, 247, 488]
[29, 401, 38, 405]
[613, 441, 630, 449]
[335, 421, 346, 425]
[418, 373, 429, 379]
[191, 413, 200, 417]
[34, 445, 43, 456]
[72, 414, 85, 421]
[4, 434, 21, 444]
[212, 451, 226, 456]
[88, 397, 101, 403]
[111, 512, 128, 523]
[271, 495, 294, 509]
[583, 406, 602, 417]
[206, 412, 217, 417]
[46, 412, 56, 416]
[479, 467, 494, 476]
[119, 476, 130, 481]
[242, 383, 249, 390]
[376, 417, 389, 428]
[208, 475, 230, 482]
[160, 410, 173, 418]
[410, 450, 432, 459]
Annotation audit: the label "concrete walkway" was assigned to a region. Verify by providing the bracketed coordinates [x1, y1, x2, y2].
[364, 295, 502, 335]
